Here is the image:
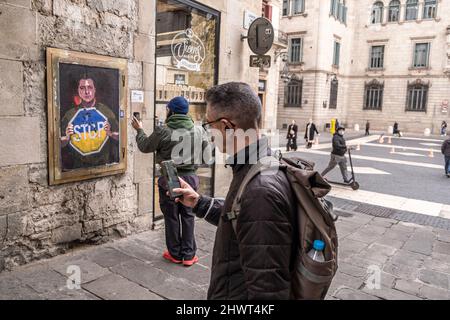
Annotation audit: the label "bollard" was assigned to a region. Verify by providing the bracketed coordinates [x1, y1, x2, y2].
[390, 147, 395, 154]
[388, 136, 392, 144]
[429, 148, 434, 157]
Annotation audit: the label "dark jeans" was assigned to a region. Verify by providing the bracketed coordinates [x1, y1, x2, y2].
[365, 129, 370, 136]
[445, 156, 450, 175]
[158, 175, 199, 261]
[287, 137, 297, 151]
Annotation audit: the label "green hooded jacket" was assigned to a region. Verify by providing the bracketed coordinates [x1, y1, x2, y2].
[136, 114, 210, 176]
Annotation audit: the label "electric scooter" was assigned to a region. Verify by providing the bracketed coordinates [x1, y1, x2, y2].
[326, 147, 360, 190]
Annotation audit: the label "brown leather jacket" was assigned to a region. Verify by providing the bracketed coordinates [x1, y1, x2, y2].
[193, 137, 297, 300]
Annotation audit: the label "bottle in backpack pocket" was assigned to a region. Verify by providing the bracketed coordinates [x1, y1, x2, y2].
[307, 240, 325, 262]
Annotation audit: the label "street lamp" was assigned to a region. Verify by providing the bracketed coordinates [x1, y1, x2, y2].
[274, 50, 294, 83]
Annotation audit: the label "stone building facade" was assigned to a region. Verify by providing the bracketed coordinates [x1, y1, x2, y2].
[277, 0, 450, 134]
[0, 0, 277, 271]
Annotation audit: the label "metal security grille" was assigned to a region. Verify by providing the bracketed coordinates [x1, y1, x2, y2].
[329, 79, 338, 109]
[423, 0, 437, 19]
[388, 0, 400, 22]
[370, 45, 384, 68]
[414, 43, 430, 68]
[285, 79, 302, 107]
[406, 84, 428, 112]
[364, 83, 383, 110]
[290, 38, 302, 63]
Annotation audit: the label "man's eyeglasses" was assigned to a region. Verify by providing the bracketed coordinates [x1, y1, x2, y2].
[202, 118, 236, 131]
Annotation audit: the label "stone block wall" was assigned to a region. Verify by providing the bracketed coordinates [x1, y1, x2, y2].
[0, 0, 155, 271]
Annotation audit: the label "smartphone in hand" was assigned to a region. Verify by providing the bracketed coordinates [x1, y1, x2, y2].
[160, 160, 183, 200]
[133, 112, 141, 121]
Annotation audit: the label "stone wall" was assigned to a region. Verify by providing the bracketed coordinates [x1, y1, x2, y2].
[0, 0, 155, 271]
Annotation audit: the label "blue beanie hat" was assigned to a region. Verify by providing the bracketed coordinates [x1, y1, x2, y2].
[167, 96, 189, 114]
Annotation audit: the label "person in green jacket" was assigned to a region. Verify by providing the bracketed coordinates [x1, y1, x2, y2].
[131, 96, 210, 267]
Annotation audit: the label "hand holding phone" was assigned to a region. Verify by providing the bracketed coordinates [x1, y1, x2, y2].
[161, 160, 183, 200]
[133, 112, 141, 121]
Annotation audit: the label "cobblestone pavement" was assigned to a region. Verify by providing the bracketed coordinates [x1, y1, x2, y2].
[1, 199, 450, 300]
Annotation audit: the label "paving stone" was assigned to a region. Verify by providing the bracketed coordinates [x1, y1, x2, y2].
[389, 249, 427, 269]
[112, 239, 161, 262]
[362, 286, 422, 300]
[436, 230, 450, 243]
[111, 258, 168, 289]
[329, 272, 365, 291]
[394, 279, 422, 296]
[0, 273, 43, 300]
[433, 241, 450, 256]
[41, 287, 101, 300]
[150, 276, 207, 300]
[366, 271, 396, 289]
[383, 229, 411, 242]
[383, 263, 419, 280]
[346, 228, 384, 244]
[339, 238, 369, 254]
[423, 257, 450, 274]
[83, 273, 163, 300]
[87, 247, 135, 268]
[13, 268, 68, 294]
[403, 238, 434, 256]
[419, 285, 450, 300]
[338, 262, 367, 278]
[418, 269, 450, 290]
[373, 238, 405, 250]
[51, 257, 111, 284]
[369, 218, 397, 229]
[334, 287, 381, 300]
[149, 257, 211, 287]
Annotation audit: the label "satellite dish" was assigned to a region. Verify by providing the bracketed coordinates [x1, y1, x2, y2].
[246, 17, 274, 55]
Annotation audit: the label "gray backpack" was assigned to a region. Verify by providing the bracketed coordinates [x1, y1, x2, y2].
[229, 155, 338, 300]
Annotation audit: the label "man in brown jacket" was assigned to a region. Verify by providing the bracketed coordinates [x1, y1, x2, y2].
[173, 82, 297, 300]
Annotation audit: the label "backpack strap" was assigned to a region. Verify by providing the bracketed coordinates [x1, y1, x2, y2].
[226, 155, 280, 234]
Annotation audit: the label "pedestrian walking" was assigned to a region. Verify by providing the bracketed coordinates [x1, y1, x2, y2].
[393, 122, 402, 137]
[171, 82, 298, 299]
[441, 121, 447, 136]
[321, 125, 350, 183]
[304, 118, 319, 149]
[132, 96, 209, 267]
[286, 120, 298, 151]
[441, 136, 450, 178]
[365, 120, 370, 136]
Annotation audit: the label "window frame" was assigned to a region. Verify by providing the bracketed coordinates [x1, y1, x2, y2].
[284, 77, 303, 108]
[413, 42, 431, 69]
[388, 0, 400, 22]
[333, 41, 341, 67]
[405, 0, 418, 21]
[289, 37, 303, 64]
[406, 82, 429, 112]
[282, 0, 290, 16]
[423, 0, 437, 20]
[371, 1, 384, 24]
[363, 81, 384, 110]
[369, 45, 385, 69]
[329, 78, 339, 109]
[292, 0, 305, 15]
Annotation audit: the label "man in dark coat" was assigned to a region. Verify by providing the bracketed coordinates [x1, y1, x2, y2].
[365, 120, 370, 136]
[173, 82, 297, 299]
[321, 125, 350, 183]
[441, 137, 450, 177]
[286, 120, 298, 151]
[304, 118, 319, 149]
[393, 122, 402, 137]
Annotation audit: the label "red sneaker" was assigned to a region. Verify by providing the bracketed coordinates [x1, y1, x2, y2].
[163, 251, 182, 264]
[183, 256, 199, 267]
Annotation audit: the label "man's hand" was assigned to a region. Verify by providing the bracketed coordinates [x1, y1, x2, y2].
[104, 121, 112, 137]
[61, 124, 74, 143]
[172, 177, 200, 208]
[131, 116, 143, 131]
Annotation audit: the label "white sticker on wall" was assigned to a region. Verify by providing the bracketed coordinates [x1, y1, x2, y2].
[131, 90, 144, 103]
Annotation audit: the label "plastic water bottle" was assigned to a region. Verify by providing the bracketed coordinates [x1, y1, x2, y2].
[308, 240, 325, 262]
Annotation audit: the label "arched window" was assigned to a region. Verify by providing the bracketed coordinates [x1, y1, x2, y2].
[371, 2, 384, 24]
[388, 0, 400, 22]
[423, 0, 437, 19]
[285, 76, 303, 107]
[405, 0, 418, 21]
[406, 80, 428, 112]
[364, 80, 384, 110]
